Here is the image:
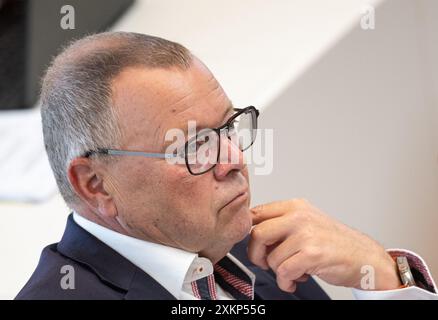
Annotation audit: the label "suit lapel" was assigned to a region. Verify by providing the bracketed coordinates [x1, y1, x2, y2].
[57, 214, 175, 300]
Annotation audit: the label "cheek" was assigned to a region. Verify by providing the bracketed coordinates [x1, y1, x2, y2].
[114, 160, 219, 236]
[163, 166, 216, 212]
[109, 159, 172, 220]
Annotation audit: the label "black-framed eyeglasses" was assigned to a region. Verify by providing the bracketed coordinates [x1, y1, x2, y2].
[83, 106, 260, 175]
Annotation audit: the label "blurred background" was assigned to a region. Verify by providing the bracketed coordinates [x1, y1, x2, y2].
[0, 0, 437, 299]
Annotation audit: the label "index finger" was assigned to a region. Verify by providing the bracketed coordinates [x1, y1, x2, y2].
[251, 199, 310, 225]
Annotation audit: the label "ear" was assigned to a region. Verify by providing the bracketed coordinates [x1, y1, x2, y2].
[67, 157, 118, 219]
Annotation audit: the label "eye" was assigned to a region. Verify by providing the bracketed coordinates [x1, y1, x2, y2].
[185, 138, 205, 156]
[200, 135, 210, 143]
[174, 147, 185, 158]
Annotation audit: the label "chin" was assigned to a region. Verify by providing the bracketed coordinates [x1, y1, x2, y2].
[201, 208, 251, 263]
[225, 207, 252, 244]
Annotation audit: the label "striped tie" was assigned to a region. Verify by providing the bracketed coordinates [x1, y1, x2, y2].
[191, 256, 254, 300]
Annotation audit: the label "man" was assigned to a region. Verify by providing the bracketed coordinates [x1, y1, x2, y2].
[16, 32, 437, 299]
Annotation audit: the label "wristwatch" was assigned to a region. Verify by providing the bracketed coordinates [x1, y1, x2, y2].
[396, 256, 416, 287]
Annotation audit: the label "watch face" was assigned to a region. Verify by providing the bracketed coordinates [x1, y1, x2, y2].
[397, 256, 416, 286]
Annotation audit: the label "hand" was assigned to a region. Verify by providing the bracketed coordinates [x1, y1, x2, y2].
[248, 199, 401, 292]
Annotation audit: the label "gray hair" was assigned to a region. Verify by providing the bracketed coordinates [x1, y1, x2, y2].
[41, 32, 193, 207]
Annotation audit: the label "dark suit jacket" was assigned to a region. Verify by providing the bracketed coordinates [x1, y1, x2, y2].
[16, 214, 330, 300]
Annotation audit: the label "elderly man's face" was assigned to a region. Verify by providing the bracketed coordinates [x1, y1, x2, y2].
[106, 58, 252, 261]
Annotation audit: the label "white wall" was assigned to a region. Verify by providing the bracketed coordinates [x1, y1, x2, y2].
[114, 0, 383, 109]
[249, 0, 438, 298]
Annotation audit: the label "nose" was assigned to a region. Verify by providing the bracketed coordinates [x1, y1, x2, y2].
[213, 132, 246, 180]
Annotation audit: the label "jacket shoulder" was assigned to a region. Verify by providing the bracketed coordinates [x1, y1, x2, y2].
[15, 244, 124, 300]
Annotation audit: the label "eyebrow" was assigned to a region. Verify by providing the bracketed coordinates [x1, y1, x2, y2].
[161, 102, 235, 150]
[186, 101, 235, 133]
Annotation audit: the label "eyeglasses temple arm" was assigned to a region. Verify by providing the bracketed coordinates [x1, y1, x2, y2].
[106, 149, 177, 158]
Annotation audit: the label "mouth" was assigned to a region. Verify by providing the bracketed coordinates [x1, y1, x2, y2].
[220, 190, 249, 211]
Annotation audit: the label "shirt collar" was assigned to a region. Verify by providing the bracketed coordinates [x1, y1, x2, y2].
[73, 212, 255, 299]
[73, 212, 198, 298]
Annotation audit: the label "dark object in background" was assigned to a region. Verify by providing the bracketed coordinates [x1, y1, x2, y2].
[0, 0, 27, 110]
[0, 0, 134, 110]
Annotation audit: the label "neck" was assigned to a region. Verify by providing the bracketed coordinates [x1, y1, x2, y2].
[199, 244, 232, 265]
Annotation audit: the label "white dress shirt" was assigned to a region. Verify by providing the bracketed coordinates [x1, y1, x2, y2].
[73, 212, 254, 300]
[73, 212, 437, 300]
[353, 248, 438, 300]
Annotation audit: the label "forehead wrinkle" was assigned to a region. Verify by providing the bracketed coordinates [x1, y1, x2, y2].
[153, 99, 235, 152]
[113, 68, 194, 149]
[165, 90, 193, 112]
[144, 66, 229, 148]
[204, 81, 222, 102]
[151, 84, 212, 148]
[149, 92, 194, 146]
[169, 81, 228, 125]
[177, 100, 234, 134]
